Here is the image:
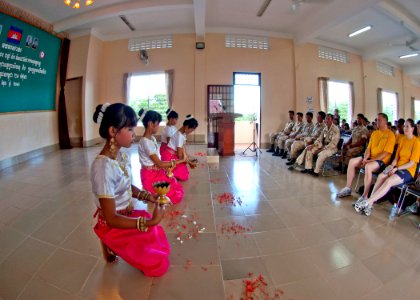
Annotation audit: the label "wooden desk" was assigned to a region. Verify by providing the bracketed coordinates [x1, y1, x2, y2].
[209, 113, 242, 156]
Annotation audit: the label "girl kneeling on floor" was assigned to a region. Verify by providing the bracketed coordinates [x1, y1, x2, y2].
[91, 103, 169, 277]
[138, 109, 185, 204]
[160, 108, 179, 157]
[161, 114, 199, 181]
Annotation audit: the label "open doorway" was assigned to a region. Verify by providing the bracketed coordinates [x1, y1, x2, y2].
[65, 77, 83, 147]
[233, 72, 261, 149]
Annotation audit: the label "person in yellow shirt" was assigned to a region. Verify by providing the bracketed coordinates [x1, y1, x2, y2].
[395, 118, 405, 145]
[336, 113, 396, 200]
[355, 119, 419, 216]
[417, 121, 420, 142]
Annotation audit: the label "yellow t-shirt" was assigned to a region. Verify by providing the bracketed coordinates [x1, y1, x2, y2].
[367, 129, 396, 164]
[396, 133, 404, 145]
[396, 136, 420, 178]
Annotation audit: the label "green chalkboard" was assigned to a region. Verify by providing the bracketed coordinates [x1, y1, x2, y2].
[0, 12, 61, 113]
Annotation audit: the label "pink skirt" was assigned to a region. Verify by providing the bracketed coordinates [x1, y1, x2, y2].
[160, 147, 189, 182]
[140, 167, 184, 204]
[94, 209, 170, 277]
[159, 142, 168, 158]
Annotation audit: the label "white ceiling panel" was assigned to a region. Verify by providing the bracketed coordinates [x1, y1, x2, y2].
[317, 8, 409, 50]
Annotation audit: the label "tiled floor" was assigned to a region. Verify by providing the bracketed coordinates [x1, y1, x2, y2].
[0, 144, 419, 300]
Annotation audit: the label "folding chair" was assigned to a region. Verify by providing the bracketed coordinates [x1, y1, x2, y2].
[354, 145, 398, 193]
[321, 138, 344, 177]
[354, 168, 380, 193]
[396, 163, 420, 216]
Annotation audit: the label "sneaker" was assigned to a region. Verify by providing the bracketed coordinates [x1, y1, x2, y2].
[336, 187, 352, 198]
[363, 205, 373, 216]
[354, 199, 369, 213]
[352, 195, 367, 207]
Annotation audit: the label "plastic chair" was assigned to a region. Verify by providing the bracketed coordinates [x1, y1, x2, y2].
[395, 163, 420, 216]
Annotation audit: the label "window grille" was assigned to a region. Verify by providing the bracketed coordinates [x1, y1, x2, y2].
[225, 35, 270, 50]
[376, 62, 394, 77]
[318, 46, 348, 63]
[128, 35, 173, 51]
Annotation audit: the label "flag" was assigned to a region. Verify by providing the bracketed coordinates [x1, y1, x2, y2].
[7, 26, 23, 45]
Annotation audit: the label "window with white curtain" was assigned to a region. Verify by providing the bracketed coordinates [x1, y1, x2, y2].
[127, 72, 167, 124]
[327, 80, 352, 123]
[414, 99, 420, 121]
[381, 90, 398, 122]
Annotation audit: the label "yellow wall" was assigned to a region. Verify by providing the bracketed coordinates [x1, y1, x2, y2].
[362, 60, 403, 121]
[204, 34, 295, 144]
[3, 31, 420, 163]
[0, 111, 58, 161]
[295, 43, 364, 118]
[67, 34, 104, 145]
[402, 74, 420, 118]
[84, 35, 104, 142]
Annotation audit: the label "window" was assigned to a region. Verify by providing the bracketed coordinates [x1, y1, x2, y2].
[225, 35, 270, 50]
[326, 80, 352, 123]
[127, 73, 168, 124]
[318, 46, 348, 63]
[414, 99, 420, 121]
[381, 90, 398, 122]
[128, 35, 173, 51]
[376, 62, 394, 77]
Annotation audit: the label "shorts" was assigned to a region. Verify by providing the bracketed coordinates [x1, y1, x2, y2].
[375, 160, 385, 170]
[395, 169, 413, 183]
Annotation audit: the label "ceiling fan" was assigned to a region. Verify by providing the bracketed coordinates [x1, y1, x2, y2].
[389, 38, 419, 52]
[257, 0, 331, 17]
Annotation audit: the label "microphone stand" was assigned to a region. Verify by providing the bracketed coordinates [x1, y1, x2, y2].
[243, 120, 262, 156]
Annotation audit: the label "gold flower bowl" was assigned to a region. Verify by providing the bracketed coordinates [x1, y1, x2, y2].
[188, 158, 198, 169]
[153, 181, 172, 206]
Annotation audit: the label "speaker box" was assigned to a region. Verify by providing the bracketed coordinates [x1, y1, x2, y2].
[196, 42, 205, 49]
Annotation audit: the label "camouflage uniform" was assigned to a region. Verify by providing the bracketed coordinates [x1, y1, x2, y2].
[276, 121, 304, 150]
[285, 122, 314, 154]
[296, 124, 340, 173]
[289, 122, 325, 160]
[269, 120, 294, 144]
[342, 125, 368, 165]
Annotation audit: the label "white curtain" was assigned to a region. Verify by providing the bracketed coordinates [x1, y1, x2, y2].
[319, 77, 329, 112]
[165, 69, 174, 108]
[377, 88, 383, 113]
[123, 73, 133, 104]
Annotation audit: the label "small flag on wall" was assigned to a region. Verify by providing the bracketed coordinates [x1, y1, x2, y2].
[7, 25, 23, 44]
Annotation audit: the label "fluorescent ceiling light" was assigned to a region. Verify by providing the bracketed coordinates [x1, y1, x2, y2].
[399, 53, 418, 59]
[348, 26, 372, 37]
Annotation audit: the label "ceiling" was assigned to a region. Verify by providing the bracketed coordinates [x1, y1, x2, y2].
[8, 0, 420, 77]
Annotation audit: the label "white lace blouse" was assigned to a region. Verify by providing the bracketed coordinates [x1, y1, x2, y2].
[90, 151, 132, 211]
